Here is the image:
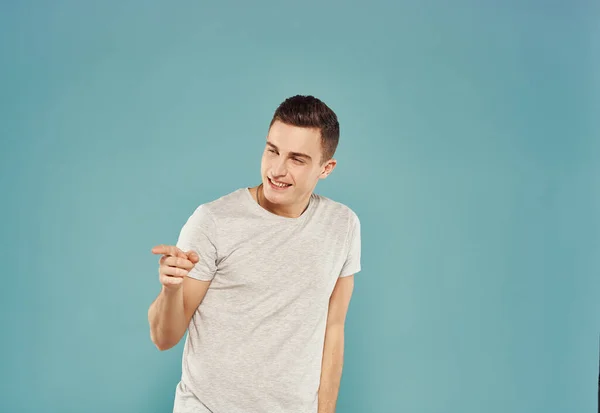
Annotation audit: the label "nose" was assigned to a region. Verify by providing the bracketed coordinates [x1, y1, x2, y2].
[272, 157, 287, 178]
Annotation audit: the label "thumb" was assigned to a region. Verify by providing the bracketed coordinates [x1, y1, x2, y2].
[186, 251, 199, 263]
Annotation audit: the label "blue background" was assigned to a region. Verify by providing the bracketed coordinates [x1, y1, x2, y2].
[1, 1, 598, 412]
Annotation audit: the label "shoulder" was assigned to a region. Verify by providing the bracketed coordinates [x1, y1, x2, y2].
[312, 192, 360, 226]
[186, 187, 249, 222]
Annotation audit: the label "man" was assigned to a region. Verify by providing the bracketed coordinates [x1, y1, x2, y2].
[148, 95, 362, 413]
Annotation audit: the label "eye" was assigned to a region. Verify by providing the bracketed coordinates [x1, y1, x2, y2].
[267, 148, 276, 154]
[292, 157, 304, 164]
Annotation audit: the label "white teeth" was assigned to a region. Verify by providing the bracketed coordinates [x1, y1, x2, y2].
[271, 179, 290, 188]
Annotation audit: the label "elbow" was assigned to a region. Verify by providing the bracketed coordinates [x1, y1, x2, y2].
[155, 341, 176, 351]
[147, 306, 185, 351]
[149, 322, 179, 351]
[150, 333, 177, 351]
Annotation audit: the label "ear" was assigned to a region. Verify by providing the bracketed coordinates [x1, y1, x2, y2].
[319, 158, 337, 179]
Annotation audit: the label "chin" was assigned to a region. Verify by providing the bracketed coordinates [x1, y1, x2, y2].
[263, 181, 293, 203]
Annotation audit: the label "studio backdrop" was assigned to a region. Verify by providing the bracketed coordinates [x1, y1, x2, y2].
[1, 1, 598, 412]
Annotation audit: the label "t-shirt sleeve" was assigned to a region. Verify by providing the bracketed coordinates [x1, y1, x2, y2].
[339, 211, 361, 278]
[175, 204, 218, 282]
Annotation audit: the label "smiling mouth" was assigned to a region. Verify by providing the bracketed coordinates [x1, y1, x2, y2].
[268, 177, 292, 189]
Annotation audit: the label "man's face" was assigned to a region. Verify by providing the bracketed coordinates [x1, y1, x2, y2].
[260, 120, 336, 207]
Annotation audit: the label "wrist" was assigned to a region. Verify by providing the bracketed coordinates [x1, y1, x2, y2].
[161, 284, 183, 298]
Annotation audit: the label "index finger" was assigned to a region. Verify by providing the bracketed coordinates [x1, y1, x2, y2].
[151, 244, 187, 258]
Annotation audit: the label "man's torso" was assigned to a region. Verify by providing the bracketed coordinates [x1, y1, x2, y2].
[173, 188, 361, 413]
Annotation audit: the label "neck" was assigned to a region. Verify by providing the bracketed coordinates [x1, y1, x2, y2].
[256, 184, 310, 218]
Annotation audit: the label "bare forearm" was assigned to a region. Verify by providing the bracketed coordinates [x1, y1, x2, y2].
[318, 325, 345, 413]
[148, 286, 187, 350]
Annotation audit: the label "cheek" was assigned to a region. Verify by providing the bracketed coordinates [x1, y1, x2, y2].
[293, 168, 315, 185]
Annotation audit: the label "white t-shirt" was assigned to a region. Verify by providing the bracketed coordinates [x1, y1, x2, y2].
[173, 187, 362, 413]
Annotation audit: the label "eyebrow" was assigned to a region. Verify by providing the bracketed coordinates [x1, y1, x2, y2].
[266, 141, 312, 161]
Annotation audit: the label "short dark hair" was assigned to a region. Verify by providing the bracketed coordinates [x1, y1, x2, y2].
[269, 95, 340, 164]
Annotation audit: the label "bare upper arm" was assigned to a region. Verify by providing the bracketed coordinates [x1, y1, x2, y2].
[182, 276, 212, 324]
[326, 275, 355, 328]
